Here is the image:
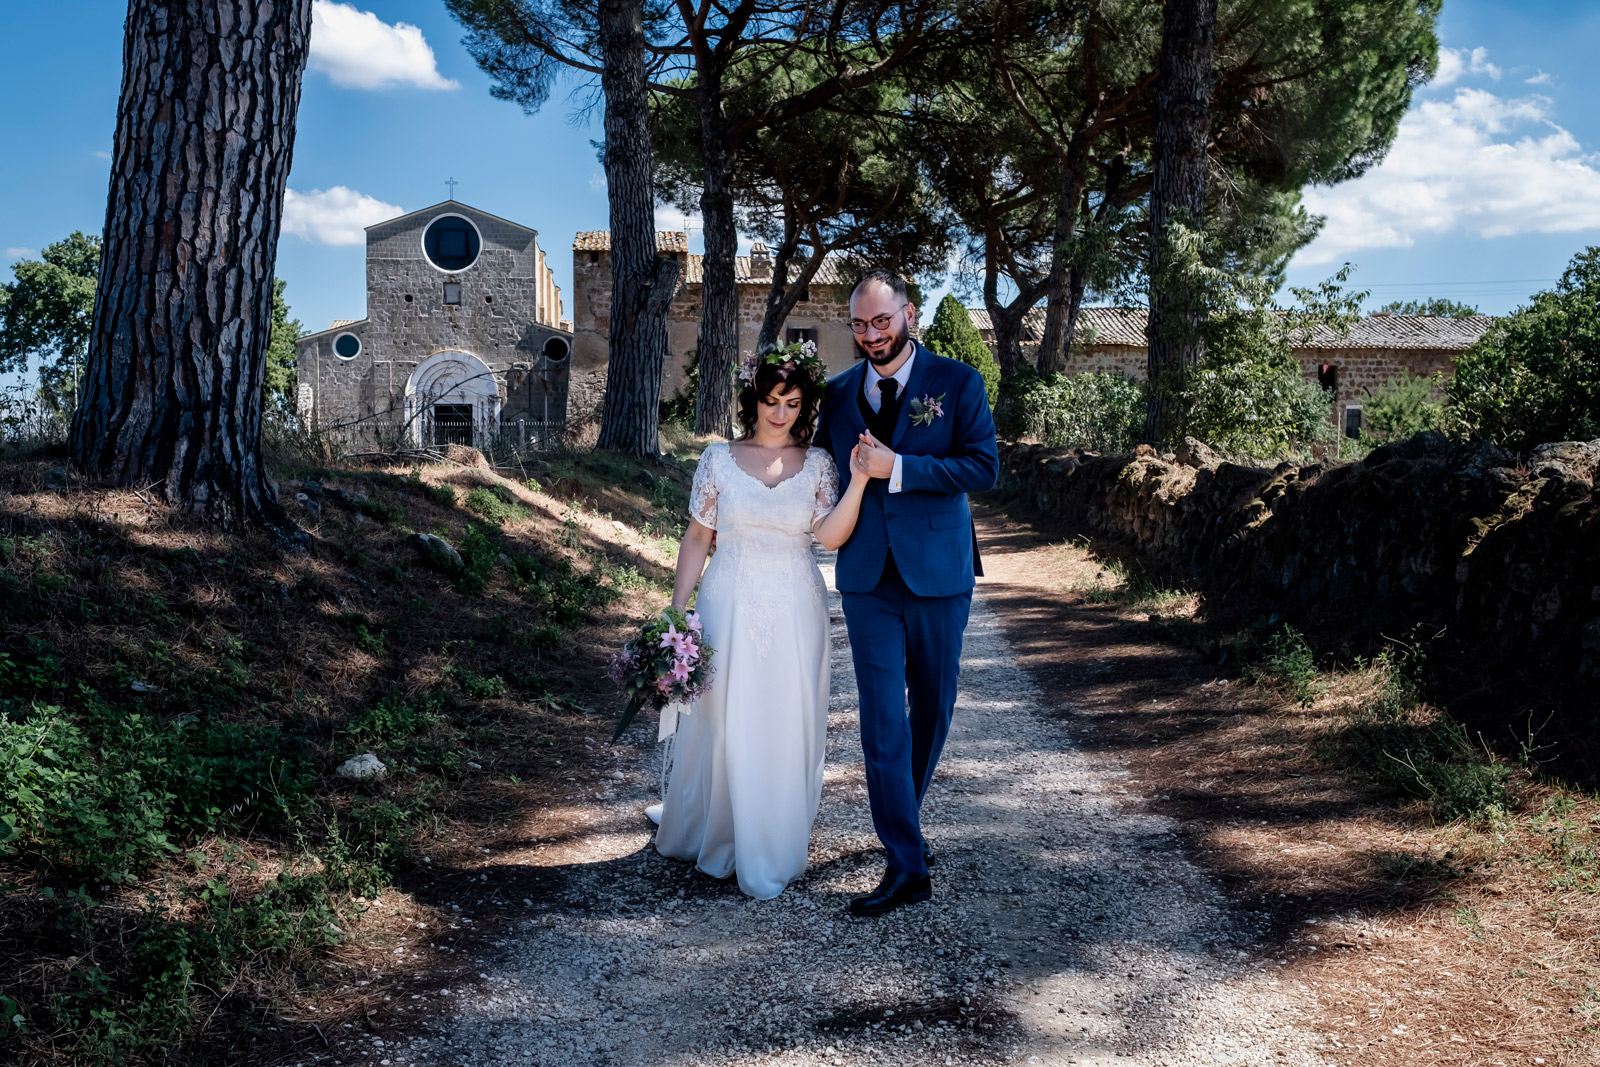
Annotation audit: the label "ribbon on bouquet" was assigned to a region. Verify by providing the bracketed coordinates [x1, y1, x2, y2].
[657, 700, 691, 742]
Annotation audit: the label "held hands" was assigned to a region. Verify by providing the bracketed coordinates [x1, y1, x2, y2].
[855, 431, 897, 479]
[847, 443, 873, 484]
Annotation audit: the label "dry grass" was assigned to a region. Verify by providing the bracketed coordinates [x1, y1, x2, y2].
[975, 502, 1600, 1067]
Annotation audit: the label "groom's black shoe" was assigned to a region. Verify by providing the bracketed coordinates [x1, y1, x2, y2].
[849, 869, 933, 917]
[921, 835, 934, 867]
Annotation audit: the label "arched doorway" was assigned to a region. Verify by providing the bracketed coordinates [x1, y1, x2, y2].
[405, 350, 500, 449]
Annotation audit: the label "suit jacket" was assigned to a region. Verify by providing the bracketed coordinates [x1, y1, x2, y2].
[813, 343, 999, 597]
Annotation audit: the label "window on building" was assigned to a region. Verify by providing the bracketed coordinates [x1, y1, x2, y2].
[1344, 404, 1364, 439]
[1318, 364, 1338, 393]
[333, 333, 361, 359]
[443, 283, 462, 305]
[433, 404, 474, 447]
[543, 337, 570, 363]
[786, 326, 818, 347]
[796, 286, 811, 304]
[423, 215, 482, 272]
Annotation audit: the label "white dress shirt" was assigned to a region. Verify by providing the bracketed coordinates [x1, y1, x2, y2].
[865, 349, 913, 493]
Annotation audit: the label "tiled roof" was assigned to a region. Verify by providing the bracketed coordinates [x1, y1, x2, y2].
[971, 306, 1496, 351]
[966, 307, 1046, 340]
[298, 317, 370, 341]
[680, 253, 854, 287]
[572, 231, 690, 253]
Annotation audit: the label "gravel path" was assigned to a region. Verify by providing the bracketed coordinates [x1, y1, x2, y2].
[372, 562, 1328, 1067]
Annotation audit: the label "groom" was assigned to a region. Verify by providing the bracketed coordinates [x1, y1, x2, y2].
[813, 268, 999, 917]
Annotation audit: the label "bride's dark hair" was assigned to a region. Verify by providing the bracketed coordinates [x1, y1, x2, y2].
[737, 361, 823, 447]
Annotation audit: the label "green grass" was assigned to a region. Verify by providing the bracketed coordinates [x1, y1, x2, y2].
[1320, 650, 1510, 819]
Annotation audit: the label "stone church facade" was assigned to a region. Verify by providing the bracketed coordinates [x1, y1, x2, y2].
[295, 200, 574, 452]
[567, 232, 860, 417]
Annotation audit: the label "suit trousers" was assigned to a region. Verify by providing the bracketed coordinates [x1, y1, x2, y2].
[841, 561, 972, 876]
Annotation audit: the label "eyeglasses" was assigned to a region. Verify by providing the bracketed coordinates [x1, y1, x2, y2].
[848, 303, 910, 335]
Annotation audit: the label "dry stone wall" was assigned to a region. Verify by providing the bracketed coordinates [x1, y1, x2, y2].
[998, 435, 1600, 782]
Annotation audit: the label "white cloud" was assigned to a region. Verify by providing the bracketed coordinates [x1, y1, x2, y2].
[1433, 46, 1501, 87]
[589, 172, 608, 194]
[282, 186, 404, 245]
[654, 206, 702, 238]
[92, 149, 111, 160]
[1525, 71, 1553, 86]
[5, 247, 36, 260]
[1295, 88, 1600, 265]
[308, 1, 458, 91]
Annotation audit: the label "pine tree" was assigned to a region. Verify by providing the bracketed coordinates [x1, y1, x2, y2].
[924, 294, 1000, 409]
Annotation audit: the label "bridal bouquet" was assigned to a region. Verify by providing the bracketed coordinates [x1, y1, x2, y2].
[608, 607, 715, 743]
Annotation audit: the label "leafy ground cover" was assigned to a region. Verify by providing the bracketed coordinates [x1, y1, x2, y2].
[0, 442, 699, 1065]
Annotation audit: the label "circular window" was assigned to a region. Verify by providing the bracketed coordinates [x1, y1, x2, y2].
[334, 332, 362, 360]
[543, 337, 570, 363]
[422, 214, 481, 272]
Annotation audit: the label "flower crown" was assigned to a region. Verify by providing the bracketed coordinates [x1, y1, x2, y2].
[738, 339, 828, 392]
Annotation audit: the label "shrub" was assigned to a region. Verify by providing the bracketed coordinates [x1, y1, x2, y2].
[923, 294, 1001, 409]
[342, 693, 444, 745]
[1359, 371, 1446, 444]
[1240, 625, 1322, 706]
[1449, 246, 1600, 449]
[1179, 350, 1335, 458]
[464, 484, 530, 525]
[0, 707, 173, 883]
[1002, 370, 1145, 452]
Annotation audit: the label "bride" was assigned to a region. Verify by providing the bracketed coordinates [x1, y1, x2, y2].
[650, 344, 869, 899]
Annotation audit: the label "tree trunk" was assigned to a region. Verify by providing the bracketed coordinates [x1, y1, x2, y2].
[595, 0, 682, 456]
[756, 229, 826, 354]
[982, 239, 1039, 380]
[693, 97, 740, 438]
[70, 0, 312, 535]
[1034, 163, 1082, 376]
[1144, 0, 1217, 445]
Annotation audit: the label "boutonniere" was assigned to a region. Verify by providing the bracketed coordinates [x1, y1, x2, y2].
[908, 393, 946, 427]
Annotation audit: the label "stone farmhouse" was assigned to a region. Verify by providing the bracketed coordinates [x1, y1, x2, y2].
[968, 306, 1496, 438]
[568, 232, 859, 417]
[295, 200, 574, 452]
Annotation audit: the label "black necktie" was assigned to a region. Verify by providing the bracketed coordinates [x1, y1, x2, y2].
[877, 378, 900, 439]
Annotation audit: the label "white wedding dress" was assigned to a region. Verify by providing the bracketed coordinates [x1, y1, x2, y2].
[652, 442, 839, 899]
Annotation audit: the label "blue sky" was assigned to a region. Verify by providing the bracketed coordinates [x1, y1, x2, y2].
[3, 0, 1599, 349]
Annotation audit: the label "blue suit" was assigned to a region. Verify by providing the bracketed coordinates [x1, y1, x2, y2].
[813, 343, 999, 875]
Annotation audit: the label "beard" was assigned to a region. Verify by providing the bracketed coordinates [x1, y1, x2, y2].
[853, 316, 910, 366]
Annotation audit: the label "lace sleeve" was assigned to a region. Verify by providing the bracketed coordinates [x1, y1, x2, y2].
[810, 450, 841, 527]
[689, 446, 719, 528]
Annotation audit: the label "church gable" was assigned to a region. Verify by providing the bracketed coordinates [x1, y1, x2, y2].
[294, 200, 572, 451]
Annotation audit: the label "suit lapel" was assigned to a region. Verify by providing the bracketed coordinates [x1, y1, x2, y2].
[890, 346, 935, 451]
[844, 363, 869, 437]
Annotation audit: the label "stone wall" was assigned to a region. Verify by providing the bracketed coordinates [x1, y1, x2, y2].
[998, 436, 1600, 782]
[568, 245, 858, 419]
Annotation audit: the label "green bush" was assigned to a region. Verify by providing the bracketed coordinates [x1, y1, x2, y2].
[0, 701, 316, 882]
[1179, 351, 1335, 458]
[923, 294, 1001, 409]
[464, 485, 530, 525]
[342, 693, 444, 745]
[1359, 371, 1446, 443]
[1001, 370, 1145, 452]
[0, 707, 173, 883]
[1448, 246, 1600, 449]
